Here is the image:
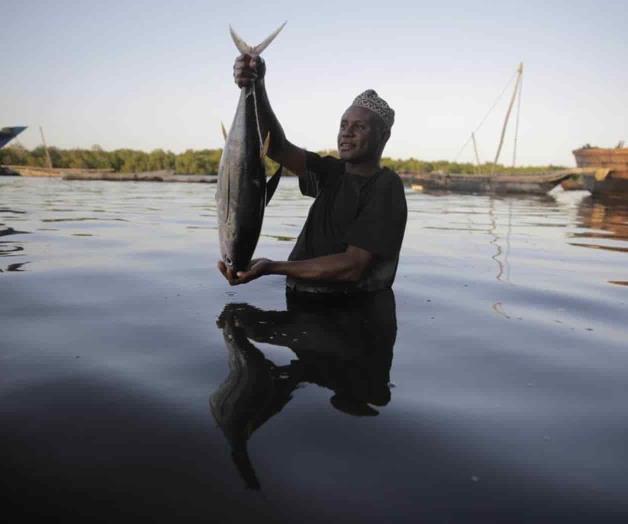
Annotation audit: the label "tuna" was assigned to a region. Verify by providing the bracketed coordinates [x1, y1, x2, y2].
[216, 23, 286, 272]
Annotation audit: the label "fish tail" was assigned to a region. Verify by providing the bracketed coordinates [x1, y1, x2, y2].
[229, 22, 287, 56]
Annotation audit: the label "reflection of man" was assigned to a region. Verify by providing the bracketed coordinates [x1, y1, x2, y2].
[210, 290, 397, 489]
[218, 53, 407, 294]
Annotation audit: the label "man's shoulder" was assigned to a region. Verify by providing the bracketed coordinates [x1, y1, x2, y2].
[375, 167, 406, 193]
[305, 150, 344, 175]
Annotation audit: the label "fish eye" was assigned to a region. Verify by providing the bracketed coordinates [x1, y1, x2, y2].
[225, 256, 233, 267]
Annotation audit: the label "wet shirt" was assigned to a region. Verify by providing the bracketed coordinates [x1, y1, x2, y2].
[287, 151, 407, 294]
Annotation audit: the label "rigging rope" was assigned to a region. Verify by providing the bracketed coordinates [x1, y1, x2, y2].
[453, 70, 518, 163]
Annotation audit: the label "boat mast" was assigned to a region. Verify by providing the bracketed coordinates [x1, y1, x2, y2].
[39, 126, 53, 169]
[492, 62, 523, 173]
[511, 70, 524, 167]
[472, 132, 481, 173]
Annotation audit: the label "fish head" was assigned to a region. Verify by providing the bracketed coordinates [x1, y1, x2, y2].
[220, 243, 254, 274]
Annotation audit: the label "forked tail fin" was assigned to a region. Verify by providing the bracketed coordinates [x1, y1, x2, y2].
[229, 22, 287, 56]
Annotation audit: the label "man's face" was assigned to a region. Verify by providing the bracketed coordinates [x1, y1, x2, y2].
[337, 106, 387, 163]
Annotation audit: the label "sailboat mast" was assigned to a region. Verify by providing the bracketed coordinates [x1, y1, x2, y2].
[39, 126, 53, 169]
[492, 63, 523, 172]
[512, 74, 524, 167]
[472, 132, 481, 173]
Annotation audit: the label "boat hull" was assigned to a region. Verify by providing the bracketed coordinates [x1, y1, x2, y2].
[409, 172, 569, 195]
[573, 147, 628, 195]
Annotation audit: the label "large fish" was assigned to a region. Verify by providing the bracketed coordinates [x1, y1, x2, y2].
[216, 23, 285, 272]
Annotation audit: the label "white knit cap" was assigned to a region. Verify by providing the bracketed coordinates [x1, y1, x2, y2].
[351, 89, 395, 129]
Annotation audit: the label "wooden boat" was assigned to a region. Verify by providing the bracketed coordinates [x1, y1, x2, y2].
[7, 165, 217, 183]
[62, 170, 217, 183]
[573, 144, 628, 195]
[409, 170, 571, 195]
[413, 63, 568, 195]
[7, 165, 114, 178]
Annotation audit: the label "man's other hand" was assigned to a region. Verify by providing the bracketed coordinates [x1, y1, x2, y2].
[217, 258, 272, 285]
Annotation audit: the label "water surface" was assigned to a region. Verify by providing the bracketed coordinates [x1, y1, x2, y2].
[1, 177, 627, 523]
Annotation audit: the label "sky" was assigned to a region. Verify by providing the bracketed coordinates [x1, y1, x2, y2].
[2, 0, 626, 166]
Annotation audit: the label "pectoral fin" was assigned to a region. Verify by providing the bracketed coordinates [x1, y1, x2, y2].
[265, 166, 282, 205]
[260, 132, 271, 159]
[221, 121, 228, 141]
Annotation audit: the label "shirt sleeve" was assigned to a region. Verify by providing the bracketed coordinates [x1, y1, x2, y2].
[298, 151, 344, 198]
[344, 172, 407, 259]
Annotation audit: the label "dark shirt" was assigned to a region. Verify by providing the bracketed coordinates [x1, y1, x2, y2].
[287, 151, 407, 294]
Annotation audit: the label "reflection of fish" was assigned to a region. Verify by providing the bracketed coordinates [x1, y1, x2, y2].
[210, 304, 296, 490]
[216, 24, 285, 272]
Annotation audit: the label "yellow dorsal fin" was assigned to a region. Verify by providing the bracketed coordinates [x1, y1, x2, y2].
[260, 132, 270, 159]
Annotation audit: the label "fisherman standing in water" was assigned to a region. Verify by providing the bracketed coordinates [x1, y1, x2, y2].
[218, 54, 407, 294]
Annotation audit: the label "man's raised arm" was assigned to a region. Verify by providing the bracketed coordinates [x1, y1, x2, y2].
[233, 55, 306, 176]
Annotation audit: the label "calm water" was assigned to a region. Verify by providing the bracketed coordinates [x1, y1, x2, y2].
[1, 176, 627, 523]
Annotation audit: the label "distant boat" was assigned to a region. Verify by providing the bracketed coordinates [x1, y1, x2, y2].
[410, 171, 571, 195]
[0, 126, 27, 149]
[572, 143, 628, 195]
[7, 165, 217, 183]
[409, 64, 572, 195]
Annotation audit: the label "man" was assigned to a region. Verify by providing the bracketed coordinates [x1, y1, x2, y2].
[218, 54, 407, 294]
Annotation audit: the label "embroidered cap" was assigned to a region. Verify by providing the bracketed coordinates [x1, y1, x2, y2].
[351, 89, 395, 129]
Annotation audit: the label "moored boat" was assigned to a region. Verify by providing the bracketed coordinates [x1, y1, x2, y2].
[573, 144, 628, 195]
[421, 63, 569, 195]
[6, 165, 217, 183]
[409, 171, 571, 195]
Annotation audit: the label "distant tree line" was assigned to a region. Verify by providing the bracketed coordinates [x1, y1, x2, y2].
[0, 144, 225, 174]
[1, 144, 564, 175]
[381, 157, 565, 175]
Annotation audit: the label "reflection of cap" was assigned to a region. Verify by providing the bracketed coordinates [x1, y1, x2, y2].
[351, 89, 395, 129]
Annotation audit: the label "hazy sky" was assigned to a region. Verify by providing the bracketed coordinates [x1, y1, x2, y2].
[2, 0, 626, 165]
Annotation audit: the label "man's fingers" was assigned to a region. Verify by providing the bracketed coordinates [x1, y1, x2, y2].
[233, 63, 257, 74]
[217, 260, 241, 285]
[233, 53, 261, 89]
[236, 270, 249, 281]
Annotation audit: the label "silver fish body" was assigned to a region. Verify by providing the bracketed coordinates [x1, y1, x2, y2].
[216, 87, 267, 272]
[216, 23, 285, 273]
